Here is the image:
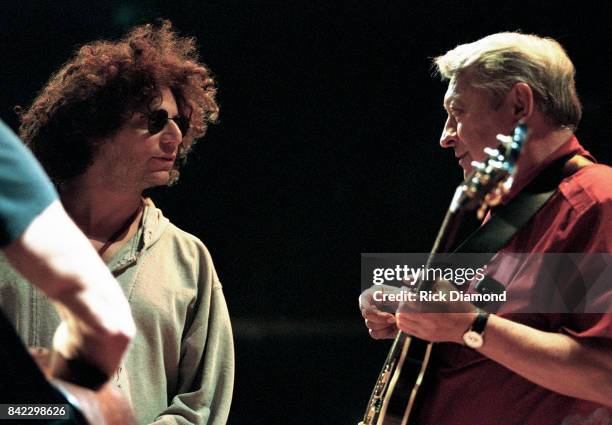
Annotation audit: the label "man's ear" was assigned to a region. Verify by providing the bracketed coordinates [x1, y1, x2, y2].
[508, 82, 534, 122]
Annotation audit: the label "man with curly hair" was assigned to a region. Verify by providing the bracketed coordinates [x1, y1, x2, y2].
[0, 21, 233, 425]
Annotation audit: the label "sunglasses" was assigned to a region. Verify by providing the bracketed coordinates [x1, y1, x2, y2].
[147, 109, 190, 137]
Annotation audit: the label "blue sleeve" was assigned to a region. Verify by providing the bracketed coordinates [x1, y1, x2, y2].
[0, 120, 58, 247]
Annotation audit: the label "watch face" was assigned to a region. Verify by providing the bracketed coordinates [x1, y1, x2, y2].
[463, 331, 483, 348]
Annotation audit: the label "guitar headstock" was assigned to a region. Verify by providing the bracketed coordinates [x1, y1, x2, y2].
[450, 123, 527, 219]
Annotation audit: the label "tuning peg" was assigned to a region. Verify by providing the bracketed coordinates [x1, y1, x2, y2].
[502, 176, 514, 193]
[483, 147, 500, 158]
[495, 134, 513, 145]
[471, 160, 486, 170]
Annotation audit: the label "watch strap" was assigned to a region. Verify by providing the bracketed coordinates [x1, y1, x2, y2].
[470, 311, 490, 334]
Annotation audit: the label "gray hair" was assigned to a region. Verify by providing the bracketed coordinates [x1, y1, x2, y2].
[434, 32, 582, 130]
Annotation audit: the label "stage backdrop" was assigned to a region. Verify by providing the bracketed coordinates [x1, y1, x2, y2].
[2, 2, 610, 423]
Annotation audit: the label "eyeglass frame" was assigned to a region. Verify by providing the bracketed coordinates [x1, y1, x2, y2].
[146, 109, 190, 137]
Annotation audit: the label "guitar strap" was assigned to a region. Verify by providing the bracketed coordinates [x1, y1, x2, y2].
[447, 153, 592, 305]
[453, 153, 589, 255]
[452, 190, 556, 254]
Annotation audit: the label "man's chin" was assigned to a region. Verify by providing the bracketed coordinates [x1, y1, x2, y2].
[144, 172, 171, 189]
[459, 155, 473, 177]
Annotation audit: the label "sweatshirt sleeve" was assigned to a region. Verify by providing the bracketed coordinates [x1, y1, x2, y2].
[149, 245, 234, 425]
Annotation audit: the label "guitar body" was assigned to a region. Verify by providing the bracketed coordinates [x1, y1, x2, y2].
[385, 337, 433, 425]
[50, 379, 135, 425]
[30, 347, 136, 425]
[360, 125, 528, 425]
[0, 308, 135, 425]
[361, 334, 433, 425]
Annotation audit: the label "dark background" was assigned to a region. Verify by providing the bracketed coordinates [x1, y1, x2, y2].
[2, 1, 610, 424]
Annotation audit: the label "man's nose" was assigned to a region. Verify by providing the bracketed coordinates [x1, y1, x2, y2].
[439, 117, 456, 148]
[161, 121, 183, 148]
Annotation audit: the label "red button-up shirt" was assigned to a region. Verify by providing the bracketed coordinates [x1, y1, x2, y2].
[417, 136, 612, 425]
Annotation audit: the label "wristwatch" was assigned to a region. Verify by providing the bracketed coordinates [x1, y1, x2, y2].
[462, 311, 490, 349]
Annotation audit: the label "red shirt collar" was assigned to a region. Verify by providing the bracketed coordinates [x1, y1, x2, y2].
[482, 135, 595, 223]
[504, 135, 594, 203]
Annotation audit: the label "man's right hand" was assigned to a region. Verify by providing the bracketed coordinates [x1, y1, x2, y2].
[359, 285, 400, 340]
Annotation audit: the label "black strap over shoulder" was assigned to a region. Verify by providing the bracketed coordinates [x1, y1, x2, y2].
[450, 153, 591, 307]
[453, 189, 556, 253]
[454, 152, 587, 255]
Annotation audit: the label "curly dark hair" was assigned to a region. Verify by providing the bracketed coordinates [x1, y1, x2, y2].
[18, 20, 218, 185]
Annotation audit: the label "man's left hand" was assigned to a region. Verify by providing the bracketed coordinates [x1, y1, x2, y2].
[395, 279, 479, 344]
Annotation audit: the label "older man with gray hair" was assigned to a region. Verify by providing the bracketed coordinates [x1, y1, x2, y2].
[361, 32, 612, 424]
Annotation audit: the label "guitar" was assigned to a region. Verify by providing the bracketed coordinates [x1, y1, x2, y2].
[359, 124, 528, 425]
[29, 347, 136, 425]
